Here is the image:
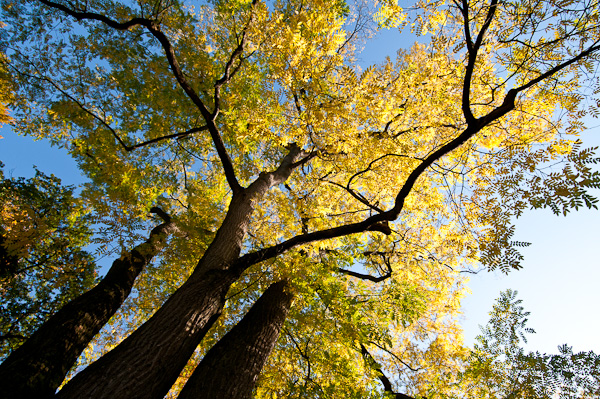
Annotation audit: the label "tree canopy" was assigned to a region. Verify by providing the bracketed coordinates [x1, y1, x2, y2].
[1, 0, 600, 397]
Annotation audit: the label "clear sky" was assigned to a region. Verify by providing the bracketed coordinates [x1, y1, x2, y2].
[1, 17, 599, 358]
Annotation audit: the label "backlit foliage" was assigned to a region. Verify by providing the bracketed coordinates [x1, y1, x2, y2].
[1, 0, 600, 396]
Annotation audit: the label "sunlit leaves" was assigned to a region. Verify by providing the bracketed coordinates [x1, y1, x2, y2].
[2, 0, 600, 396]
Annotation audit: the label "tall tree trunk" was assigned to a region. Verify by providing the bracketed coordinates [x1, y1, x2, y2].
[54, 194, 252, 399]
[55, 267, 238, 399]
[55, 148, 304, 399]
[0, 208, 176, 399]
[177, 279, 294, 399]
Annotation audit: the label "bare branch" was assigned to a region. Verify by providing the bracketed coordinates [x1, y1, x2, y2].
[127, 126, 209, 151]
[337, 267, 392, 283]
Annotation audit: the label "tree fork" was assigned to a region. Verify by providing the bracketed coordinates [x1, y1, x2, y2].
[177, 279, 294, 399]
[0, 208, 176, 399]
[54, 147, 307, 399]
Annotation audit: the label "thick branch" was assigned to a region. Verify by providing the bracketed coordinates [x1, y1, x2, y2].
[338, 267, 392, 283]
[461, 0, 499, 124]
[0, 208, 177, 399]
[234, 215, 385, 271]
[253, 143, 311, 189]
[38, 0, 152, 29]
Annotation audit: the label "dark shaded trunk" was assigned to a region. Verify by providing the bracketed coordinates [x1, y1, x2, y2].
[55, 149, 305, 399]
[177, 279, 294, 399]
[55, 267, 238, 399]
[0, 210, 175, 399]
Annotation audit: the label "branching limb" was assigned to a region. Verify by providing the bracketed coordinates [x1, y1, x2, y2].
[127, 126, 209, 151]
[461, 0, 499, 124]
[255, 143, 314, 189]
[290, 151, 318, 169]
[37, 0, 243, 193]
[360, 344, 416, 399]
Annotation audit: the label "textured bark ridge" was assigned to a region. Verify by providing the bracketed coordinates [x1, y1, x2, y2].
[55, 268, 238, 399]
[177, 279, 294, 399]
[53, 148, 306, 399]
[0, 211, 176, 399]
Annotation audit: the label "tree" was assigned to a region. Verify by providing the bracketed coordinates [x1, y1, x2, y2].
[0, 199, 177, 398]
[453, 290, 600, 399]
[1, 0, 600, 397]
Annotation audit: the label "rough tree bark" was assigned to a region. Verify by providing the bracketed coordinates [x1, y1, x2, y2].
[55, 147, 306, 399]
[177, 279, 294, 399]
[0, 208, 176, 399]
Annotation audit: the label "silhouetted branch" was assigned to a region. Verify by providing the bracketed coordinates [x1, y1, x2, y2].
[360, 344, 417, 399]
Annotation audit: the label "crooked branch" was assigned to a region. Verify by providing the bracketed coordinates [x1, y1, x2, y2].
[38, 0, 243, 193]
[338, 267, 392, 283]
[360, 344, 416, 399]
[126, 126, 209, 151]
